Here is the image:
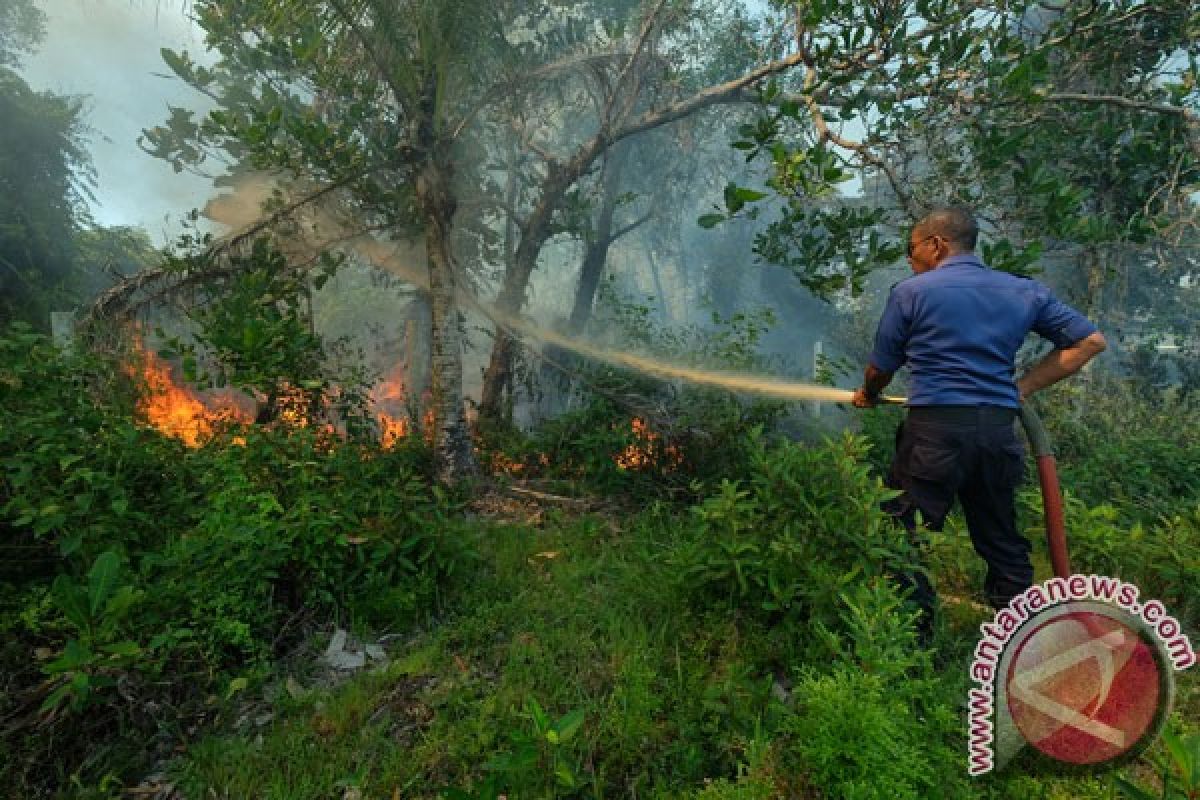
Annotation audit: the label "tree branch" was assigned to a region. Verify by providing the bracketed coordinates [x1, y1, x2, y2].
[608, 211, 653, 244]
[1044, 93, 1200, 160]
[610, 50, 809, 145]
[602, 0, 671, 133]
[79, 169, 377, 331]
[796, 70, 920, 218]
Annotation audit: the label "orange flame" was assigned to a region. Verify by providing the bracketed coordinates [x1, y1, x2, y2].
[129, 338, 252, 446]
[369, 361, 439, 448]
[615, 417, 683, 471]
[371, 359, 413, 448]
[378, 411, 411, 448]
[130, 335, 437, 450]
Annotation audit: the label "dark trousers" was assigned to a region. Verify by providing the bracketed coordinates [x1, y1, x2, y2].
[884, 406, 1033, 612]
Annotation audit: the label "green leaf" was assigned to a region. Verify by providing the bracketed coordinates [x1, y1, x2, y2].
[59, 533, 83, 557]
[1112, 775, 1158, 800]
[554, 762, 577, 788]
[40, 683, 77, 714]
[101, 640, 143, 658]
[160, 48, 188, 78]
[182, 354, 198, 382]
[45, 639, 94, 674]
[725, 184, 768, 213]
[1162, 727, 1187, 770]
[51, 575, 91, 631]
[526, 697, 549, 733]
[87, 551, 121, 617]
[226, 676, 249, 699]
[732, 187, 768, 202]
[698, 213, 725, 229]
[552, 708, 585, 743]
[724, 183, 745, 213]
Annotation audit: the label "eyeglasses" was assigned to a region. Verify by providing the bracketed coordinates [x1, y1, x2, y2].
[907, 234, 940, 258]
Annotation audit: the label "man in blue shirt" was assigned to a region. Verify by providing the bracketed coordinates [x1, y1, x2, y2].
[852, 207, 1106, 626]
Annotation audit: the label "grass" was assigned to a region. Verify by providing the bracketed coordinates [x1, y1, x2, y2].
[166, 499, 1200, 800]
[173, 509, 788, 798]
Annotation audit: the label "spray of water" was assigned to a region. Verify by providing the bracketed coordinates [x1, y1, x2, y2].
[209, 181, 905, 406]
[465, 297, 906, 405]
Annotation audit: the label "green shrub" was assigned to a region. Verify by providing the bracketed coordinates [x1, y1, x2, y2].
[490, 295, 792, 501]
[1050, 491, 1200, 627]
[1036, 379, 1200, 523]
[158, 236, 374, 435]
[0, 324, 468, 794]
[670, 430, 921, 640]
[0, 323, 201, 564]
[782, 665, 966, 800]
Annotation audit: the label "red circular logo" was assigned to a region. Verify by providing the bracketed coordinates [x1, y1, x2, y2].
[1005, 610, 1163, 765]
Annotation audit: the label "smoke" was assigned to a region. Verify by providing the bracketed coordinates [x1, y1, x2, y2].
[202, 172, 898, 408]
[204, 173, 428, 281]
[202, 173, 280, 231]
[20, 0, 214, 240]
[16, 0, 890, 414]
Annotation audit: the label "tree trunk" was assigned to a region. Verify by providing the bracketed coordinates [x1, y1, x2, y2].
[1085, 247, 1105, 318]
[478, 157, 583, 423]
[568, 150, 627, 334]
[416, 152, 477, 484]
[646, 246, 669, 320]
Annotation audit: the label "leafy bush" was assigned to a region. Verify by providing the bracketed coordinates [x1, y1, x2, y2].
[0, 323, 201, 563]
[144, 426, 470, 669]
[1048, 491, 1200, 627]
[159, 235, 374, 435]
[439, 697, 589, 799]
[669, 430, 921, 639]
[0, 324, 468, 793]
[781, 664, 966, 800]
[1036, 379, 1200, 523]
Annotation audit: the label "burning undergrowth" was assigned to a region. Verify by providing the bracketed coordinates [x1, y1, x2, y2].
[128, 334, 255, 446]
[127, 326, 687, 480]
[127, 331, 435, 450]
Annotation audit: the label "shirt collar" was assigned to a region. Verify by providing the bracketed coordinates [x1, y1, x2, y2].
[936, 253, 985, 269]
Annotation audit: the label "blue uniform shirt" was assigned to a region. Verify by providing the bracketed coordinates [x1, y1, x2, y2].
[868, 254, 1098, 407]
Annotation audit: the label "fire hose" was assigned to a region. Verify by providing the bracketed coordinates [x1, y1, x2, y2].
[1017, 405, 1070, 579]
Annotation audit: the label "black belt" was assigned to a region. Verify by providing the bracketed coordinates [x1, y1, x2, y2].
[906, 405, 1018, 424]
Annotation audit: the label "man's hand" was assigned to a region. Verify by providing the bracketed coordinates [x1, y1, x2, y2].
[854, 364, 893, 408]
[852, 386, 879, 408]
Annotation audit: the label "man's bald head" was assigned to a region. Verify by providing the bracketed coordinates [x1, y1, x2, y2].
[914, 207, 978, 255]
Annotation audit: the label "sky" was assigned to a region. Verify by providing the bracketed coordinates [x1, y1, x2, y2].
[20, 0, 216, 243]
[15, 0, 779, 246]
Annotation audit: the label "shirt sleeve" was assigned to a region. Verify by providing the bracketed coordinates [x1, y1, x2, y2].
[868, 284, 911, 373]
[1032, 287, 1098, 349]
